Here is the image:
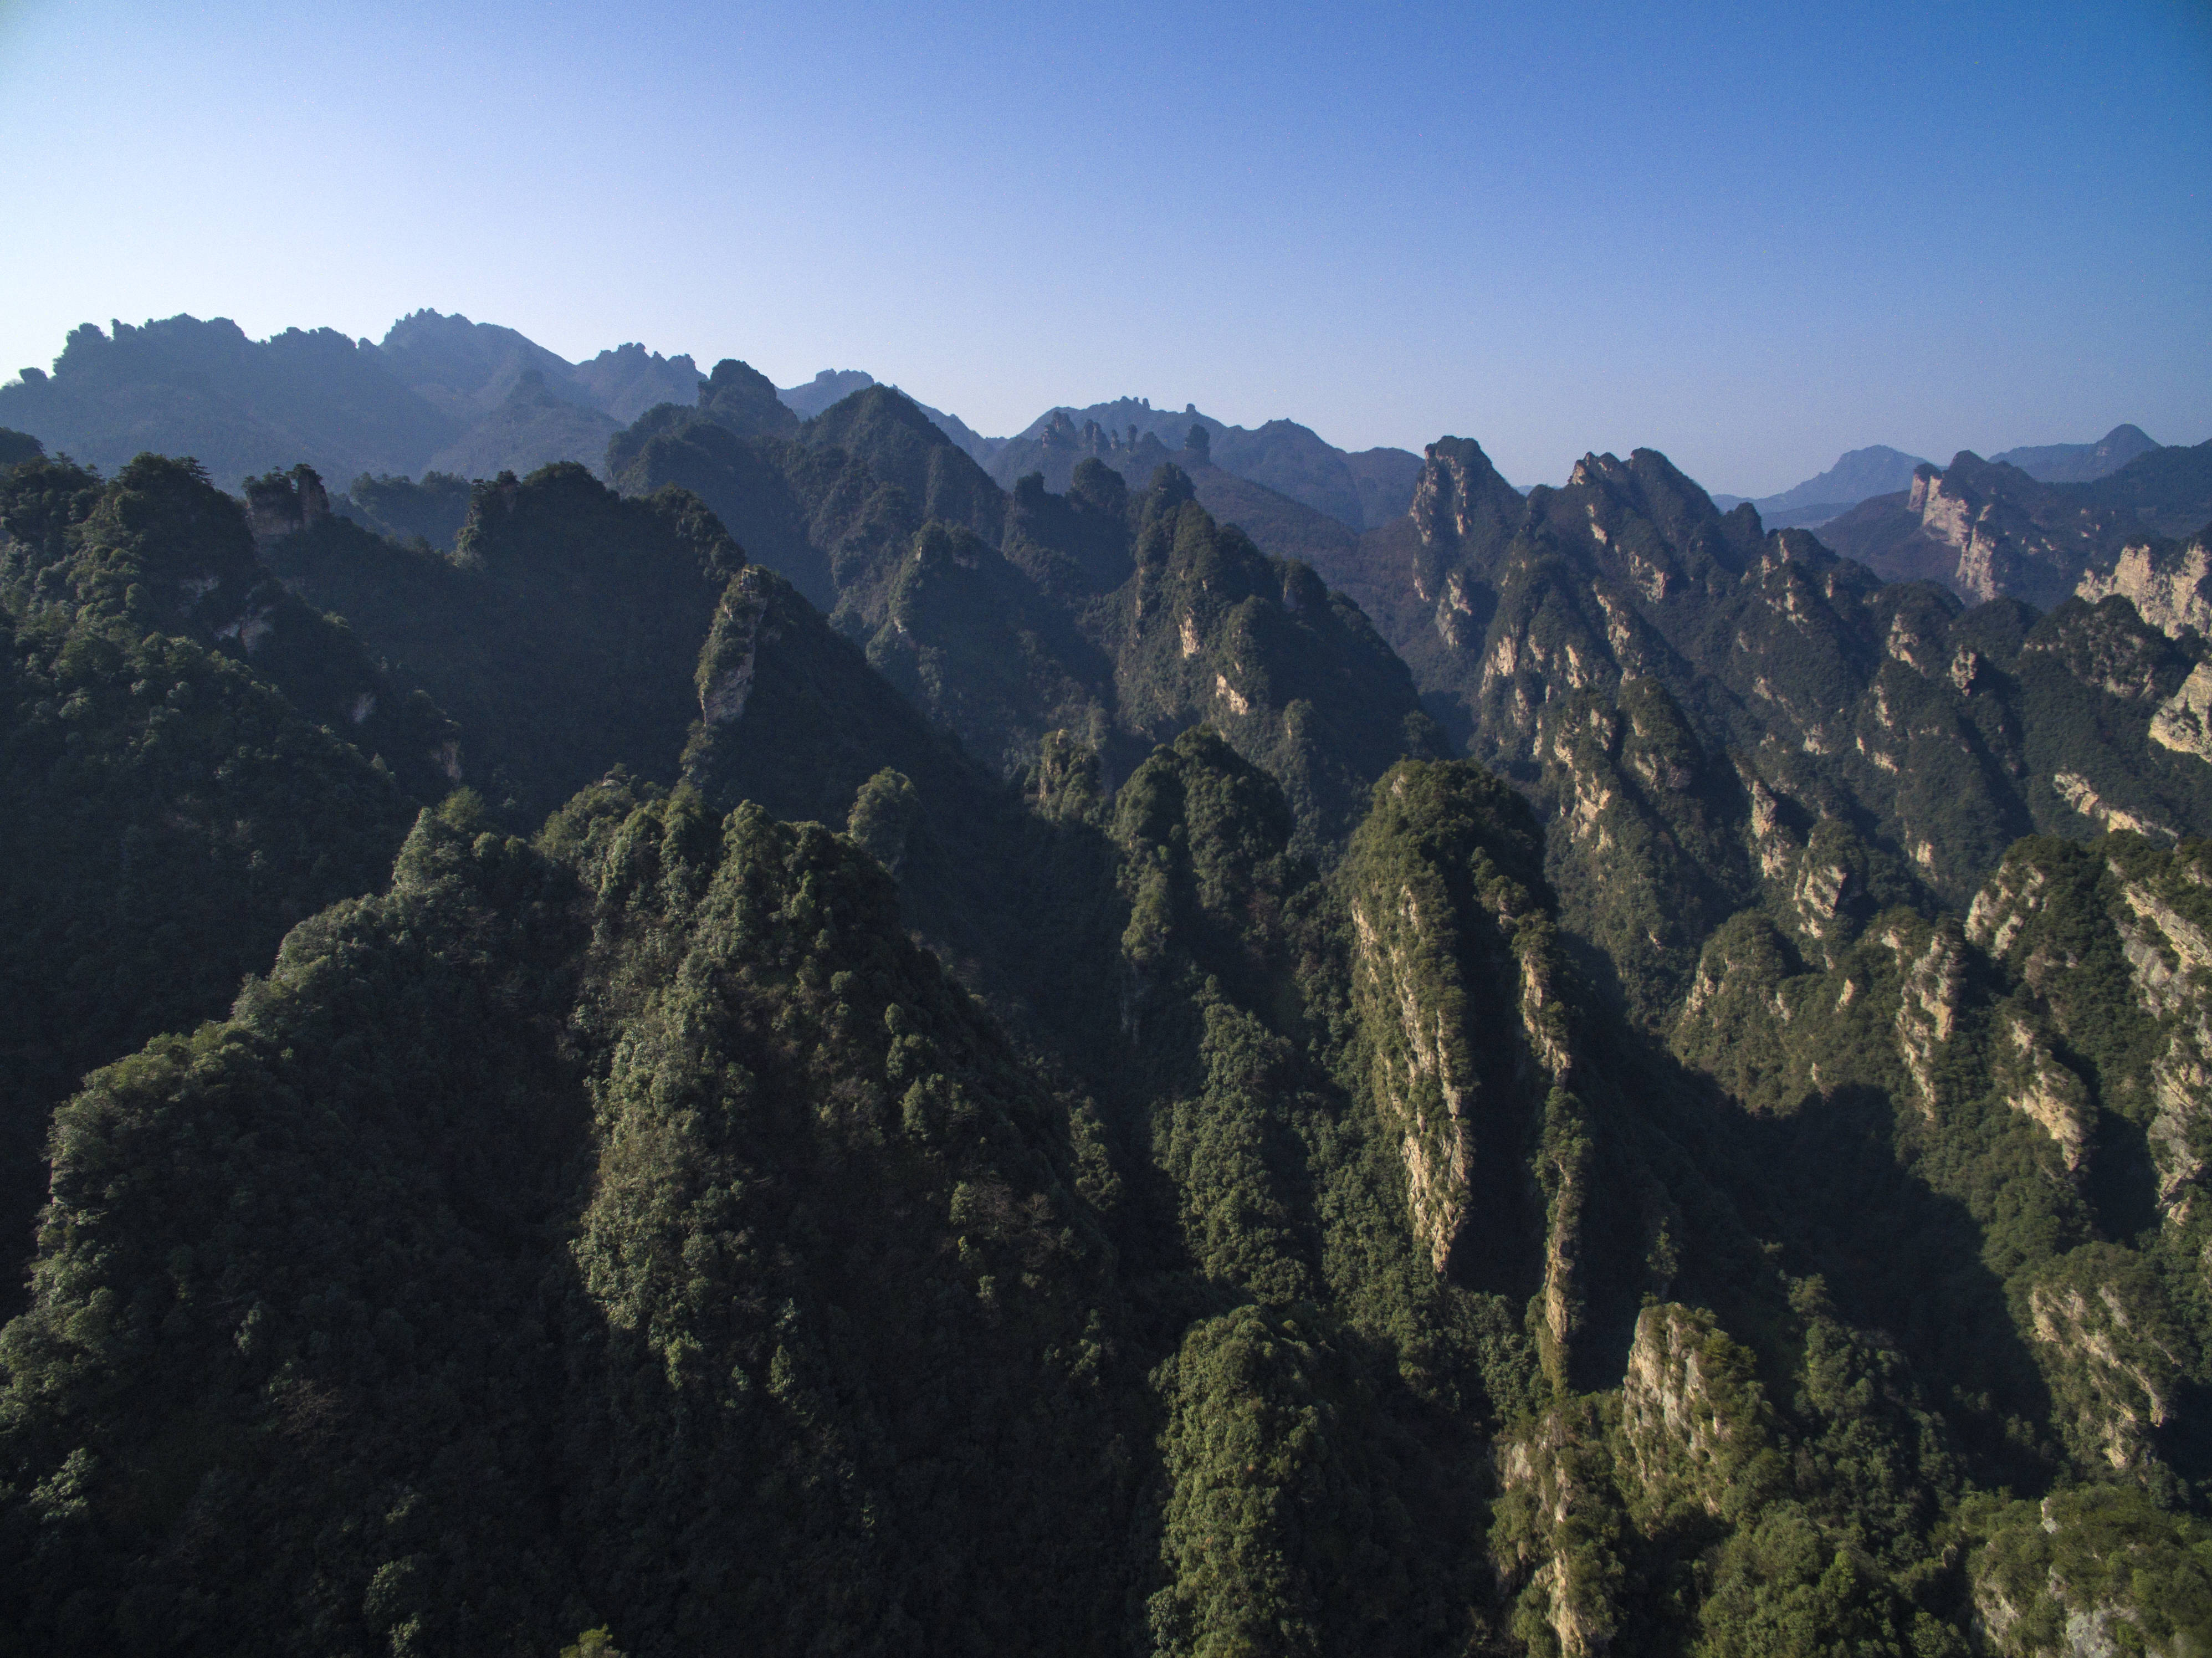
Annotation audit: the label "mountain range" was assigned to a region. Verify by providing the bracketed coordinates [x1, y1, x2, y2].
[7, 312, 2191, 581]
[0, 311, 704, 494]
[1, 319, 2211, 1654]
[1712, 427, 2165, 530]
[1820, 442, 2212, 608]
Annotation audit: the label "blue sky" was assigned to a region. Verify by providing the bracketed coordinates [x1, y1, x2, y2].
[1, 0, 2205, 494]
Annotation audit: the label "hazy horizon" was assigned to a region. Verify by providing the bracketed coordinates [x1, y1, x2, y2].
[2, 0, 2206, 497]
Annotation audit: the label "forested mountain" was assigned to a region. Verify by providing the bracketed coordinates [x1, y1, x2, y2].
[2, 366, 2211, 1657]
[769, 377, 1426, 532]
[262, 462, 745, 825]
[8, 308, 2184, 572]
[1303, 437, 2212, 1020]
[416, 371, 623, 485]
[336, 471, 474, 552]
[0, 450, 450, 1301]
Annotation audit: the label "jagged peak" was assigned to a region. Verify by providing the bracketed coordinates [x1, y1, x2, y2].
[1624, 447, 1704, 498]
[1567, 452, 1630, 488]
[702, 356, 777, 398]
[1143, 461, 1197, 513]
[1412, 436, 1520, 547]
[807, 381, 955, 443]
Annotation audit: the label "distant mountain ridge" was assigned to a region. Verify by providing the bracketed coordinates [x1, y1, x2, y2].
[981, 397, 1425, 531]
[1991, 422, 2160, 483]
[1716, 426, 2169, 531]
[1712, 444, 1930, 528]
[774, 374, 1428, 534]
[0, 311, 704, 492]
[3, 310, 2195, 593]
[1818, 439, 2212, 606]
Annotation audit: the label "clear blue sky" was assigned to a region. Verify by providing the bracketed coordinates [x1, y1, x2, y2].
[1, 0, 2205, 494]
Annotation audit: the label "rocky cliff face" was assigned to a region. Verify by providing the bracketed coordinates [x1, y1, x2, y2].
[1344, 764, 1550, 1275]
[2078, 533, 2212, 639]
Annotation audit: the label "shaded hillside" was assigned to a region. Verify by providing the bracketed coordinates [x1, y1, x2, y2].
[376, 308, 601, 421]
[421, 370, 623, 482]
[0, 453, 447, 1295]
[335, 470, 473, 551]
[262, 463, 743, 826]
[2075, 438, 2212, 537]
[776, 367, 994, 460]
[571, 342, 710, 422]
[608, 380, 1437, 852]
[966, 408, 1381, 568]
[378, 309, 702, 425]
[778, 367, 875, 417]
[1345, 444, 1426, 528]
[1188, 463, 1362, 569]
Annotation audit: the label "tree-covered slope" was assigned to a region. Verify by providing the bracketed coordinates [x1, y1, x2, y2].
[5, 722, 2211, 1654]
[262, 462, 744, 824]
[1675, 832, 2212, 1509]
[419, 370, 623, 483]
[0, 453, 444, 1297]
[0, 790, 1139, 1656]
[335, 470, 473, 552]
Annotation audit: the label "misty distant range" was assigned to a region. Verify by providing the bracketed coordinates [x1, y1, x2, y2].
[3, 310, 2206, 614]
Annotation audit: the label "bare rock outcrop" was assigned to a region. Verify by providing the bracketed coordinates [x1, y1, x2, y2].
[2077, 536, 2212, 642]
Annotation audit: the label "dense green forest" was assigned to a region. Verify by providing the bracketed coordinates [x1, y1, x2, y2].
[1, 395, 2209, 1656]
